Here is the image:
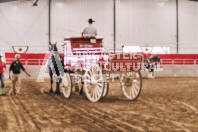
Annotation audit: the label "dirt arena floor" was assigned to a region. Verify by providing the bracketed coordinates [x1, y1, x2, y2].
[0, 77, 197, 132]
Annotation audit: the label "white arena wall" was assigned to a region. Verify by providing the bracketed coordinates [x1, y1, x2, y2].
[0, 0, 198, 54]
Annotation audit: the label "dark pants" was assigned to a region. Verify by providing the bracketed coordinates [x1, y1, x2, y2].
[0, 74, 4, 88]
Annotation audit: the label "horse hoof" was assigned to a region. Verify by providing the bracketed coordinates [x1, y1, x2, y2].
[54, 92, 60, 95]
[79, 91, 83, 95]
[50, 90, 53, 93]
[56, 93, 60, 96]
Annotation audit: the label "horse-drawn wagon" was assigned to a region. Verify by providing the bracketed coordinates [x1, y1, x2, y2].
[60, 37, 143, 102]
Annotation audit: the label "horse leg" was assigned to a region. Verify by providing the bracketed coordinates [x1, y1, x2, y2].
[79, 81, 84, 95]
[75, 83, 79, 92]
[55, 82, 60, 95]
[49, 70, 53, 93]
[50, 78, 53, 93]
[55, 78, 62, 95]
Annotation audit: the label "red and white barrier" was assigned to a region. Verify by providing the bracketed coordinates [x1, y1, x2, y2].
[4, 53, 198, 78]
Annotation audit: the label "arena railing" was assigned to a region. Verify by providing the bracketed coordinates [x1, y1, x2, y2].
[5, 53, 198, 66]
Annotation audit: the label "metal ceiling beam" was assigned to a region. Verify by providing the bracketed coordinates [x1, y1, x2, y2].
[176, 0, 179, 54]
[188, 0, 198, 2]
[113, 0, 116, 53]
[49, 0, 51, 50]
[0, 0, 18, 3]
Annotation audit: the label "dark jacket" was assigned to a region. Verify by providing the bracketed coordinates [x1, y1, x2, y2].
[9, 61, 25, 74]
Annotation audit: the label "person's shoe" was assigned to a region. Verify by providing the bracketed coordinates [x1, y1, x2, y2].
[2, 88, 5, 92]
[2, 88, 5, 95]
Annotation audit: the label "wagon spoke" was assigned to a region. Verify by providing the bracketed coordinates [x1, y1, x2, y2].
[93, 90, 96, 99]
[93, 67, 98, 75]
[96, 85, 102, 93]
[86, 73, 92, 79]
[134, 80, 140, 84]
[129, 87, 132, 98]
[96, 82, 103, 87]
[133, 85, 138, 95]
[95, 87, 100, 99]
[90, 87, 93, 97]
[96, 88, 99, 99]
[132, 86, 135, 98]
[128, 87, 131, 97]
[91, 88, 94, 98]
[131, 87, 134, 98]
[84, 79, 91, 84]
[133, 83, 139, 91]
[96, 78, 103, 82]
[89, 69, 93, 76]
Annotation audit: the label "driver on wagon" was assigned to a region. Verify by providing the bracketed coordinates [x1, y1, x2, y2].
[82, 18, 97, 37]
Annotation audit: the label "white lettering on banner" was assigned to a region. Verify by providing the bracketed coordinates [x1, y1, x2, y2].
[123, 54, 129, 59]
[108, 54, 116, 60]
[110, 74, 116, 83]
[74, 63, 83, 71]
[103, 74, 109, 83]
[111, 63, 119, 71]
[117, 74, 124, 83]
[125, 63, 132, 71]
[133, 63, 141, 71]
[104, 63, 110, 71]
[130, 53, 137, 59]
[116, 53, 121, 59]
[120, 63, 126, 71]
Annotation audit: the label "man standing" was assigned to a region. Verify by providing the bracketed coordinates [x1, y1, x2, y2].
[0, 55, 6, 95]
[9, 54, 31, 95]
[82, 18, 97, 37]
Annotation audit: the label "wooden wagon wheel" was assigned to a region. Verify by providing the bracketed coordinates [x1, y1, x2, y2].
[121, 71, 142, 100]
[84, 64, 104, 102]
[102, 82, 109, 97]
[62, 73, 72, 99]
